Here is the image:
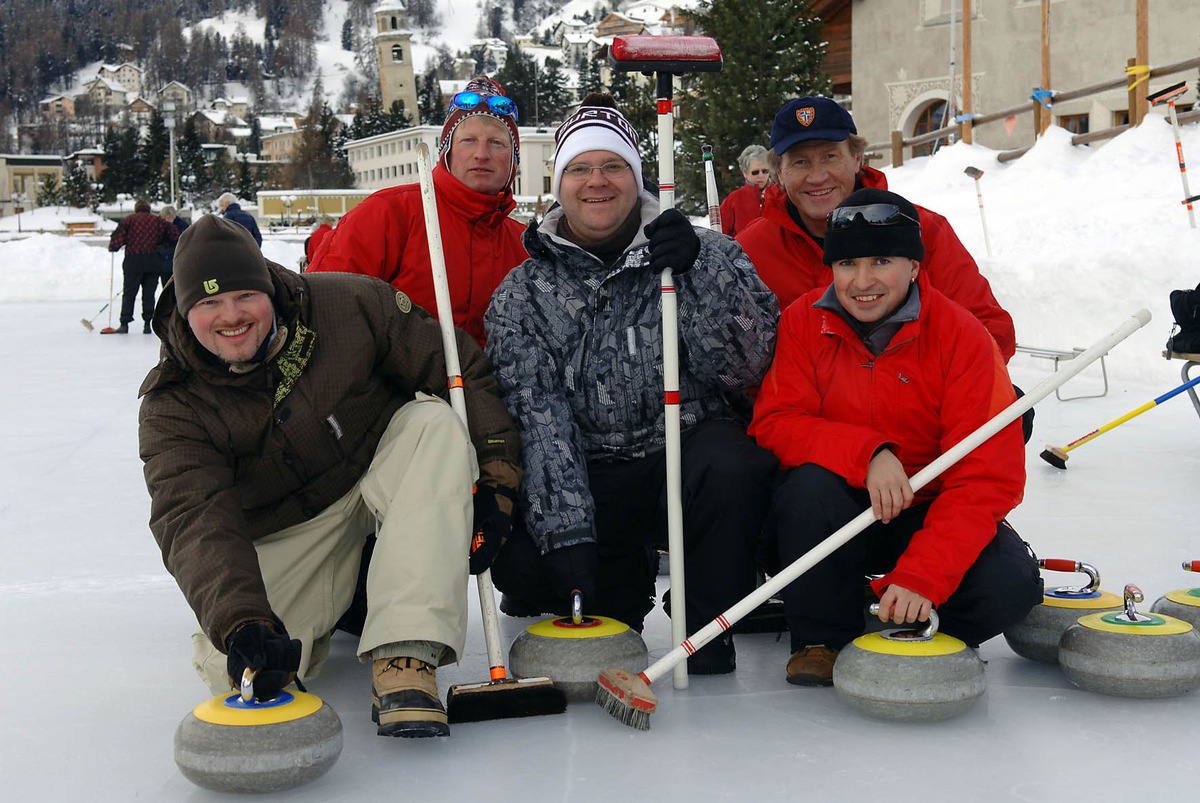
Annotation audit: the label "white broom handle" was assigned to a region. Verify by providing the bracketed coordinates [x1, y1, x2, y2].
[654, 77, 688, 691]
[1167, 102, 1197, 229]
[415, 142, 507, 677]
[640, 308, 1152, 685]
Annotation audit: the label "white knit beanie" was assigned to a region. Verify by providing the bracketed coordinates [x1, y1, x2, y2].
[552, 100, 642, 199]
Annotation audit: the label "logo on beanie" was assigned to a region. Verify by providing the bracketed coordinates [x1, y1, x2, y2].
[203, 279, 220, 295]
[796, 107, 816, 127]
[395, 291, 412, 313]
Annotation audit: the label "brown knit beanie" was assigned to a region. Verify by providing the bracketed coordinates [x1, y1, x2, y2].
[173, 214, 273, 313]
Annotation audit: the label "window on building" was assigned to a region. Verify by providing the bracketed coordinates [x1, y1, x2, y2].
[911, 100, 948, 158]
[392, 45, 404, 63]
[1113, 110, 1130, 127]
[543, 176, 552, 193]
[1059, 114, 1089, 135]
[922, 0, 978, 25]
[390, 16, 398, 30]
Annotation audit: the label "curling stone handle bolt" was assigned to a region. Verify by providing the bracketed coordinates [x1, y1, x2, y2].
[240, 667, 259, 704]
[868, 603, 939, 641]
[1038, 558, 1101, 595]
[1185, 561, 1200, 573]
[1124, 584, 1144, 614]
[571, 589, 583, 626]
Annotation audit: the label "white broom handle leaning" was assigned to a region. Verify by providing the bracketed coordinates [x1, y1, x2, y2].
[415, 142, 506, 676]
[640, 308, 1153, 686]
[655, 80, 688, 691]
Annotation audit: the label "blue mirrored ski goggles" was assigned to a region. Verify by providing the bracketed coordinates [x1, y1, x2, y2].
[450, 91, 518, 122]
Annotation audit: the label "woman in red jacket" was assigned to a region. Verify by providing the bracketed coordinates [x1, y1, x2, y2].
[748, 189, 1041, 687]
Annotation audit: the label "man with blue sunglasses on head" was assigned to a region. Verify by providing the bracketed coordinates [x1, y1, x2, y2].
[308, 76, 527, 347]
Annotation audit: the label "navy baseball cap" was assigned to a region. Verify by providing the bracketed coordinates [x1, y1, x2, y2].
[770, 97, 857, 156]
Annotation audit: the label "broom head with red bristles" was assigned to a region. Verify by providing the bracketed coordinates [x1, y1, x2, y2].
[595, 668, 657, 731]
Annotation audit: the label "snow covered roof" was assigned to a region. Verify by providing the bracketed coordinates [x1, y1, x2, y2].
[258, 115, 298, 133]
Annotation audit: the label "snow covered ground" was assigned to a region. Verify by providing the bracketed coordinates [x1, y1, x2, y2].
[4, 120, 1200, 801]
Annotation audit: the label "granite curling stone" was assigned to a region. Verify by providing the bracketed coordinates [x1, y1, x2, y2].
[510, 613, 648, 702]
[174, 677, 343, 794]
[1004, 558, 1123, 664]
[833, 607, 985, 722]
[1151, 560, 1200, 630]
[1059, 583, 1200, 698]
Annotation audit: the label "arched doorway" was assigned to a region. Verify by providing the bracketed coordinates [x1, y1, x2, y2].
[911, 99, 948, 157]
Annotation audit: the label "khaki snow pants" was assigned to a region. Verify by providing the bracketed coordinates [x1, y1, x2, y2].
[192, 393, 478, 695]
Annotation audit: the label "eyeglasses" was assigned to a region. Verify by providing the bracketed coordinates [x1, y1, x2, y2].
[747, 169, 769, 176]
[561, 162, 632, 180]
[826, 203, 920, 230]
[450, 91, 518, 122]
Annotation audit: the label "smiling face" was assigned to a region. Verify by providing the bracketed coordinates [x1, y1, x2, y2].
[557, 149, 640, 247]
[186, 289, 275, 363]
[447, 115, 514, 195]
[777, 139, 862, 237]
[831, 256, 918, 324]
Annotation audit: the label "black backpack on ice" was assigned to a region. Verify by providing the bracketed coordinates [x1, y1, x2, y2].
[1167, 282, 1200, 354]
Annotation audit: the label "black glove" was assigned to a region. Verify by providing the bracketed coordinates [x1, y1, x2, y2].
[470, 484, 517, 575]
[644, 208, 701, 275]
[545, 542, 599, 612]
[225, 622, 302, 701]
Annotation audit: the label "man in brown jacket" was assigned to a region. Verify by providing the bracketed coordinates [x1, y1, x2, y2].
[138, 214, 522, 739]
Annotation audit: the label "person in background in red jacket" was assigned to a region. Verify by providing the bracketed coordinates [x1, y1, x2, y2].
[302, 215, 335, 271]
[107, 198, 179, 334]
[307, 76, 527, 346]
[719, 144, 770, 237]
[736, 97, 1016, 364]
[748, 189, 1040, 687]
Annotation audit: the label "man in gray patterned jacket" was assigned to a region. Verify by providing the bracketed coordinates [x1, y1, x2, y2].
[483, 94, 779, 674]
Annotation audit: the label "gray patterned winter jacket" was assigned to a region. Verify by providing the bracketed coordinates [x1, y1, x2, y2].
[484, 192, 779, 555]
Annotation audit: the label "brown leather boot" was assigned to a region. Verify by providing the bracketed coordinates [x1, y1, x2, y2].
[372, 657, 449, 737]
[786, 645, 838, 687]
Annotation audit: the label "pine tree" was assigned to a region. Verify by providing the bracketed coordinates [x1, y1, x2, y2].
[62, 161, 97, 211]
[536, 58, 572, 124]
[677, 0, 831, 213]
[143, 110, 171, 201]
[36, 173, 62, 207]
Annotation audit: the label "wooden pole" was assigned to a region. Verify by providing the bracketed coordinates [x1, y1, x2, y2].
[962, 0, 973, 144]
[1040, 0, 1051, 134]
[1133, 0, 1149, 125]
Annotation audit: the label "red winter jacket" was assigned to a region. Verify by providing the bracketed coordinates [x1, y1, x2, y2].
[719, 182, 766, 237]
[307, 163, 527, 346]
[305, 223, 332, 264]
[736, 165, 1016, 362]
[749, 275, 1025, 605]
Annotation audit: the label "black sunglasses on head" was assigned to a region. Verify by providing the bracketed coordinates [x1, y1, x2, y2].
[826, 203, 920, 230]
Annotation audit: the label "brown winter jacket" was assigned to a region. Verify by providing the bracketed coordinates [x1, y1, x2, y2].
[138, 262, 521, 650]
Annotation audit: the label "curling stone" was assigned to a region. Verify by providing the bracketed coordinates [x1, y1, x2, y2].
[1003, 558, 1123, 664]
[833, 606, 985, 722]
[1151, 560, 1200, 629]
[175, 671, 342, 794]
[509, 593, 648, 702]
[1059, 583, 1200, 698]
